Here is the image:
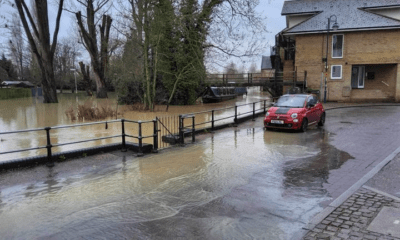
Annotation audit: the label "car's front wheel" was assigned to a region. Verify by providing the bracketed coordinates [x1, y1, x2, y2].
[318, 112, 326, 127]
[300, 118, 308, 132]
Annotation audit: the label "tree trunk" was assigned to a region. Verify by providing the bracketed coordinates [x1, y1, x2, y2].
[14, 0, 64, 103]
[76, 6, 112, 99]
[79, 61, 93, 96]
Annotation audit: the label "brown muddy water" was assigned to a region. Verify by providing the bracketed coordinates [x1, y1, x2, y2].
[0, 87, 269, 161]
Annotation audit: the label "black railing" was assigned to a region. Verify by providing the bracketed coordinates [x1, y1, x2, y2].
[0, 118, 158, 165]
[1, 100, 274, 167]
[177, 100, 270, 143]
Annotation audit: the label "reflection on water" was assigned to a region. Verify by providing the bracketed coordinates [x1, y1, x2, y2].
[0, 88, 270, 161]
[0, 123, 354, 239]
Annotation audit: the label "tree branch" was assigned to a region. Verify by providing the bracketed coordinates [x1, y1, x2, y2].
[51, 0, 65, 55]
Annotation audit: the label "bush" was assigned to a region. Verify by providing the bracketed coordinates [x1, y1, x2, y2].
[65, 99, 117, 121]
[0, 88, 32, 100]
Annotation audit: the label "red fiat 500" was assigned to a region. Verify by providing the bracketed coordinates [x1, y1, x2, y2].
[264, 94, 325, 132]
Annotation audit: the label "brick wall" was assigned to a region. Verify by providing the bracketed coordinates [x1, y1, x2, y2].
[293, 30, 400, 102]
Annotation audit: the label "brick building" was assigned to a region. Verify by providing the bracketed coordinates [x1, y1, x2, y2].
[275, 0, 400, 102]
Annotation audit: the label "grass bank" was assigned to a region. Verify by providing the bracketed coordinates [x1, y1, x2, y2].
[0, 88, 32, 100]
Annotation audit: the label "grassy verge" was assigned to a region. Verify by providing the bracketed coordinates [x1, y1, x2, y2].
[0, 88, 32, 100]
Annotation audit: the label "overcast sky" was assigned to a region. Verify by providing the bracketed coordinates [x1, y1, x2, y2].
[0, 0, 286, 71]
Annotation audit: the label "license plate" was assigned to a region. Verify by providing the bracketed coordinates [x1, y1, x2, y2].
[271, 120, 284, 124]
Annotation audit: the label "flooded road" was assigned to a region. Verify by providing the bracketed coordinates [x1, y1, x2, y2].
[2, 94, 400, 239]
[0, 87, 267, 161]
[0, 117, 354, 239]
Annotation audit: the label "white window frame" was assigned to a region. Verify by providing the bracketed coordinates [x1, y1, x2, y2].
[332, 34, 344, 58]
[331, 65, 342, 79]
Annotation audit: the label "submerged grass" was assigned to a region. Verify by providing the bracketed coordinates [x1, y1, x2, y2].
[65, 99, 117, 121]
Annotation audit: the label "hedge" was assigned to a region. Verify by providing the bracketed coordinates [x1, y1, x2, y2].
[0, 88, 32, 100]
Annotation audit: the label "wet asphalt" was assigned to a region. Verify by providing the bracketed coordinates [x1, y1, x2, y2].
[0, 106, 400, 239]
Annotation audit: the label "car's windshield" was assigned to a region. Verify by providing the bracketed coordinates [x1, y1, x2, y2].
[275, 95, 306, 108]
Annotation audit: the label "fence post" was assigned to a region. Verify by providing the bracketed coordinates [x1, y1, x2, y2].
[179, 115, 184, 145]
[211, 110, 215, 132]
[234, 105, 238, 125]
[45, 127, 54, 167]
[152, 118, 158, 153]
[121, 119, 127, 152]
[137, 121, 144, 157]
[252, 102, 256, 121]
[263, 100, 266, 114]
[192, 116, 195, 143]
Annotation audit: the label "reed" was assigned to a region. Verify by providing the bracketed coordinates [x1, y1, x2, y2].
[65, 99, 117, 121]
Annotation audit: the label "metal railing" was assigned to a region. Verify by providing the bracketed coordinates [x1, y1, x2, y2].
[1, 100, 274, 166]
[0, 119, 159, 166]
[177, 100, 271, 144]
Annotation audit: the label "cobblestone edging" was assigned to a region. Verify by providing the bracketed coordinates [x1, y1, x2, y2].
[303, 187, 400, 240]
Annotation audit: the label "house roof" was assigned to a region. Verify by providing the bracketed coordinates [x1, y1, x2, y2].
[282, 0, 400, 34]
[1, 81, 35, 87]
[261, 56, 273, 69]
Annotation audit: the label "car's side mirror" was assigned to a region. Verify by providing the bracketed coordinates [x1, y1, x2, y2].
[307, 103, 315, 108]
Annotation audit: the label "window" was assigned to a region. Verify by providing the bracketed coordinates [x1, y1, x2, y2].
[331, 65, 342, 79]
[332, 34, 343, 58]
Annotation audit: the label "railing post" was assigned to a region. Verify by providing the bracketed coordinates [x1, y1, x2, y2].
[252, 102, 256, 121]
[137, 121, 143, 157]
[263, 100, 266, 114]
[45, 127, 54, 167]
[211, 110, 215, 132]
[192, 116, 195, 143]
[153, 118, 158, 153]
[179, 115, 184, 145]
[121, 119, 127, 152]
[234, 105, 238, 125]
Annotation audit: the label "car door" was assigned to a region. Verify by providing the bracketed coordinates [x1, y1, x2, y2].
[314, 97, 324, 122]
[306, 96, 317, 123]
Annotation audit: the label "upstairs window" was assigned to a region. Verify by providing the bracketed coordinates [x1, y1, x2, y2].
[332, 34, 343, 58]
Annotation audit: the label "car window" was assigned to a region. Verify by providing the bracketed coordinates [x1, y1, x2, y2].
[307, 96, 318, 105]
[275, 95, 306, 108]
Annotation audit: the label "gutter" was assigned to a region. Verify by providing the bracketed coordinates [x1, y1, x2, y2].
[283, 25, 400, 36]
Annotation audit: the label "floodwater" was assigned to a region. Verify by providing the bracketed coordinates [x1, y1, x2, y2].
[0, 120, 353, 239]
[0, 87, 267, 161]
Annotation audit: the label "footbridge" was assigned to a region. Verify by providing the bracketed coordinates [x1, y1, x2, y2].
[205, 71, 308, 97]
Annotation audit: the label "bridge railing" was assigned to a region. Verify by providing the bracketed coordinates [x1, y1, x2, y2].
[205, 71, 306, 85]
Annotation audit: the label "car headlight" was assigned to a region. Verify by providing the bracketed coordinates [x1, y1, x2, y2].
[291, 113, 298, 118]
[266, 112, 270, 116]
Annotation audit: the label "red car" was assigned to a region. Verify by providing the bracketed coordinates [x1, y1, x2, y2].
[264, 94, 325, 132]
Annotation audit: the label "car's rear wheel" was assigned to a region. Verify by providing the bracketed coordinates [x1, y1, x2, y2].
[318, 112, 326, 127]
[300, 118, 308, 132]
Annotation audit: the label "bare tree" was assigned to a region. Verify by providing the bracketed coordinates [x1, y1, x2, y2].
[53, 37, 82, 93]
[249, 62, 259, 73]
[75, 0, 112, 98]
[8, 13, 31, 81]
[14, 0, 64, 103]
[205, 0, 268, 70]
